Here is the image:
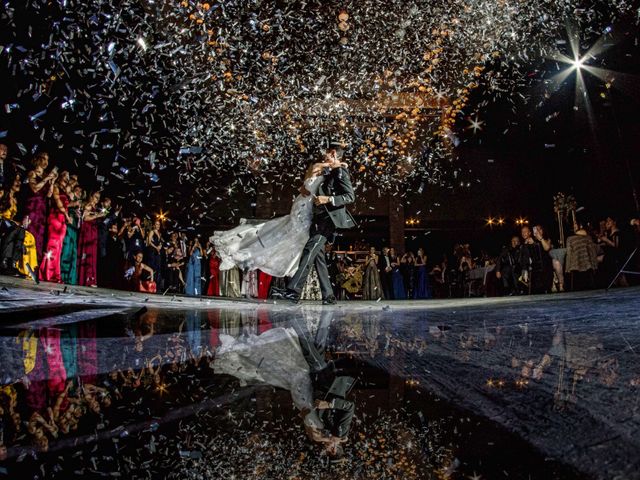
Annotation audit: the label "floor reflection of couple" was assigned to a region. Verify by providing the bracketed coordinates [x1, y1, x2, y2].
[213, 310, 354, 459]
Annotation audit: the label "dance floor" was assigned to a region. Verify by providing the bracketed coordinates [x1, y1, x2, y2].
[1, 275, 639, 479]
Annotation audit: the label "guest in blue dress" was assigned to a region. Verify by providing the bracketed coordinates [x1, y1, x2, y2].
[185, 237, 203, 296]
[390, 248, 406, 299]
[414, 248, 431, 299]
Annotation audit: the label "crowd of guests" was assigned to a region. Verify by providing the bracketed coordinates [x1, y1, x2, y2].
[324, 217, 639, 300]
[490, 219, 638, 295]
[1, 145, 638, 300]
[0, 146, 230, 296]
[323, 245, 434, 300]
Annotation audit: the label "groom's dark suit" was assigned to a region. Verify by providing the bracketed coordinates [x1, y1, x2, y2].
[288, 167, 356, 299]
[292, 311, 355, 440]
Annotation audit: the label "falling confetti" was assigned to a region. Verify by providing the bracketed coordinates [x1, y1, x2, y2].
[0, 0, 635, 226]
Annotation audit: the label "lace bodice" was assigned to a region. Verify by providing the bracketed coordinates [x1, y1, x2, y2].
[290, 175, 322, 226]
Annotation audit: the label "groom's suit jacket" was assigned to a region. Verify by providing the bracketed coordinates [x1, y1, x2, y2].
[314, 167, 357, 230]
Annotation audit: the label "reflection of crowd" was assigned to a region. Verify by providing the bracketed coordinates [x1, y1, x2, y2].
[1, 323, 114, 456]
[0, 310, 216, 460]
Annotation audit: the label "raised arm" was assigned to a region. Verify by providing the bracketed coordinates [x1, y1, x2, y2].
[83, 206, 105, 222]
[28, 170, 52, 194]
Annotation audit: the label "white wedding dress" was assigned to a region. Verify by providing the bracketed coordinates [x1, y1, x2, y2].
[211, 175, 323, 277]
[213, 327, 315, 411]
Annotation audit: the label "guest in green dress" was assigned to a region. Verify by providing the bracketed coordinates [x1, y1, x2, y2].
[61, 181, 82, 284]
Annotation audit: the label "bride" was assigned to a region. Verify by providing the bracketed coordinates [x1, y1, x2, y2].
[211, 155, 347, 277]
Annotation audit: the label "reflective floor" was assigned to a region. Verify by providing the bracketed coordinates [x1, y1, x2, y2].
[1, 282, 639, 479]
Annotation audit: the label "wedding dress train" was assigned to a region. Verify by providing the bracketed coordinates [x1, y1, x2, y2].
[211, 175, 323, 278]
[213, 327, 314, 411]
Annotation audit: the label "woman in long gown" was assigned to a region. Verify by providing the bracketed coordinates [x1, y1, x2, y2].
[414, 248, 430, 299]
[78, 191, 106, 287]
[206, 243, 221, 296]
[211, 160, 347, 278]
[19, 218, 39, 279]
[300, 267, 322, 300]
[41, 172, 72, 282]
[128, 251, 156, 293]
[390, 248, 406, 299]
[24, 152, 57, 263]
[363, 247, 383, 300]
[221, 266, 241, 297]
[145, 220, 163, 290]
[257, 270, 272, 299]
[185, 237, 203, 296]
[61, 182, 82, 285]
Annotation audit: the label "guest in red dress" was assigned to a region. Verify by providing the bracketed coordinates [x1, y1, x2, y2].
[25, 152, 57, 263]
[128, 251, 156, 293]
[77, 191, 106, 287]
[206, 243, 221, 296]
[41, 172, 72, 282]
[257, 270, 273, 299]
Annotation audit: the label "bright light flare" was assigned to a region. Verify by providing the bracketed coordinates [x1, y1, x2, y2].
[571, 56, 586, 70]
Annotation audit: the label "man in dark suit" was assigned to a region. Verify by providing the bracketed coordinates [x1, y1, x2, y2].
[378, 246, 393, 299]
[276, 147, 356, 304]
[291, 311, 355, 460]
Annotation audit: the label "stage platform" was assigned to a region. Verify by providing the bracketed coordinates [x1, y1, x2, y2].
[1, 276, 639, 479]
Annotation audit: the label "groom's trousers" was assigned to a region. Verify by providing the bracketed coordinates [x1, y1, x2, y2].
[291, 310, 334, 372]
[287, 216, 335, 299]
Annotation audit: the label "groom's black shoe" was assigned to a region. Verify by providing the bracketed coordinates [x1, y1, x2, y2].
[271, 287, 286, 299]
[322, 295, 337, 305]
[271, 289, 300, 304]
[285, 292, 301, 304]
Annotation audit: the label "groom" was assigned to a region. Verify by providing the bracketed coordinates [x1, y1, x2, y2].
[276, 147, 356, 305]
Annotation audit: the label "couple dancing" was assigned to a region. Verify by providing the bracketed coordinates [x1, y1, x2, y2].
[211, 146, 356, 304]
[213, 310, 356, 459]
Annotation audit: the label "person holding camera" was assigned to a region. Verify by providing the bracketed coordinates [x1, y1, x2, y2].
[77, 191, 107, 287]
[124, 215, 146, 262]
[40, 171, 73, 283]
[24, 152, 57, 264]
